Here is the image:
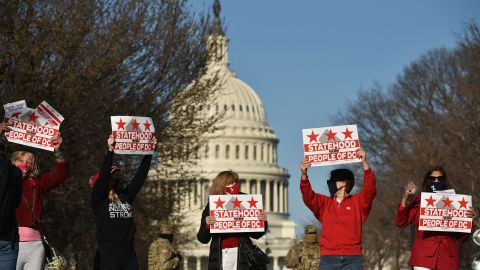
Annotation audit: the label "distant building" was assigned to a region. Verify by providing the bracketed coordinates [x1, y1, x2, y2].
[150, 1, 297, 269]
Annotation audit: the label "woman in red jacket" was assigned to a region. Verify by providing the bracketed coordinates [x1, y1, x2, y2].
[300, 148, 376, 269]
[395, 166, 475, 270]
[12, 134, 70, 270]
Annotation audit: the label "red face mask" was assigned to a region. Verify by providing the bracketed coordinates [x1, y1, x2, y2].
[225, 183, 239, 195]
[16, 163, 32, 178]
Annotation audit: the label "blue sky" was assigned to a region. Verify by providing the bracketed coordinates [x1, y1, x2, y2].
[193, 0, 480, 236]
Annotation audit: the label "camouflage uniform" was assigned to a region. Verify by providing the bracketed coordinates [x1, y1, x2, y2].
[148, 225, 181, 270]
[285, 225, 320, 270]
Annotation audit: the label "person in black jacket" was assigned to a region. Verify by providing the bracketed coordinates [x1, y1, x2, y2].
[0, 123, 22, 270]
[197, 171, 268, 270]
[91, 134, 156, 270]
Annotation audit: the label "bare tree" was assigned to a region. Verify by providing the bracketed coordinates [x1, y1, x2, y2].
[335, 21, 480, 269]
[0, 0, 222, 268]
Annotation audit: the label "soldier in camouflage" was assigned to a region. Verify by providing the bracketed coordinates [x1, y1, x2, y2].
[285, 225, 320, 270]
[148, 224, 182, 270]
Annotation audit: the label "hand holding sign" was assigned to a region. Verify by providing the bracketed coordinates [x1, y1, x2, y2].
[206, 216, 216, 225]
[108, 135, 115, 152]
[51, 133, 63, 151]
[0, 122, 11, 134]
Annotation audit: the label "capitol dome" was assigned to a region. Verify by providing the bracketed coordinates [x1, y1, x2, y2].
[166, 2, 296, 269]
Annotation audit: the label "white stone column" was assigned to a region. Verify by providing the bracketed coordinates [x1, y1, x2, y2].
[274, 181, 279, 212]
[283, 182, 288, 213]
[265, 180, 270, 212]
[183, 256, 188, 270]
[246, 179, 251, 194]
[196, 180, 201, 207]
[196, 256, 201, 270]
[273, 257, 279, 269]
[279, 181, 284, 213]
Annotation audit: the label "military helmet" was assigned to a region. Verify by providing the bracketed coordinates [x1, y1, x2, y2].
[304, 225, 317, 234]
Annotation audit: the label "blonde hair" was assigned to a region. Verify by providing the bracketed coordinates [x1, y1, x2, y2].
[209, 170, 239, 195]
[11, 151, 40, 178]
[108, 190, 120, 203]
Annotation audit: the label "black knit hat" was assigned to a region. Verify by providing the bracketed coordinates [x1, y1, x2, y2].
[329, 168, 355, 194]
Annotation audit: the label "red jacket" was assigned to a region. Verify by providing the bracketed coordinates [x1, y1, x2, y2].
[300, 169, 376, 255]
[16, 160, 70, 229]
[395, 194, 469, 270]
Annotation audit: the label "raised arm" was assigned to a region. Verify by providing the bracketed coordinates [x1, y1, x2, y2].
[395, 187, 419, 228]
[357, 148, 376, 220]
[299, 159, 326, 219]
[40, 133, 70, 192]
[125, 137, 157, 203]
[91, 135, 115, 207]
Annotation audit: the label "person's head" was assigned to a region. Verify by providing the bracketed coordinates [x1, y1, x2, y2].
[159, 224, 174, 243]
[327, 168, 354, 197]
[422, 166, 451, 192]
[209, 170, 239, 195]
[11, 151, 39, 178]
[303, 225, 318, 244]
[0, 135, 7, 159]
[89, 164, 123, 202]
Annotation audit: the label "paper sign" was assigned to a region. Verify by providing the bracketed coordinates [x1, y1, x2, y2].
[209, 194, 265, 233]
[3, 100, 63, 151]
[302, 124, 361, 166]
[419, 192, 473, 233]
[111, 116, 155, 155]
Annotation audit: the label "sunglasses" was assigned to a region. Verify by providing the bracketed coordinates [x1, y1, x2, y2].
[428, 175, 445, 181]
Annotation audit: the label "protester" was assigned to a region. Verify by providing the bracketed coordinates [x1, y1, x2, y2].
[285, 225, 320, 270]
[300, 148, 375, 270]
[13, 132, 69, 270]
[91, 134, 156, 270]
[395, 166, 476, 270]
[148, 224, 182, 270]
[0, 123, 22, 270]
[197, 171, 268, 270]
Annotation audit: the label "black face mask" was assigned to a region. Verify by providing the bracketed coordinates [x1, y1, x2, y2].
[159, 234, 174, 243]
[327, 180, 339, 196]
[428, 179, 446, 192]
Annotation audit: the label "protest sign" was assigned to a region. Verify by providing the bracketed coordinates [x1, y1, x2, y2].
[111, 116, 155, 155]
[3, 100, 63, 151]
[302, 124, 361, 166]
[419, 192, 473, 233]
[209, 194, 265, 233]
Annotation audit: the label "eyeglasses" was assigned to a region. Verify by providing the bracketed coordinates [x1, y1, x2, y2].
[428, 175, 445, 181]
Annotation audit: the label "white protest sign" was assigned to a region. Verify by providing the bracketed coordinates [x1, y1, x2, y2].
[419, 192, 473, 233]
[209, 194, 265, 233]
[302, 124, 361, 166]
[111, 116, 155, 155]
[3, 100, 63, 151]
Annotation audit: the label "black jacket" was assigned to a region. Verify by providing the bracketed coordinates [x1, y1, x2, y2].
[0, 158, 22, 243]
[91, 151, 152, 247]
[197, 200, 268, 270]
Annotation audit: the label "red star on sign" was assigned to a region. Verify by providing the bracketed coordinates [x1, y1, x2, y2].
[116, 118, 126, 130]
[458, 197, 468, 209]
[232, 197, 242, 208]
[425, 195, 436, 207]
[214, 197, 225, 209]
[442, 197, 453, 207]
[326, 129, 337, 141]
[11, 112, 21, 118]
[247, 197, 258, 208]
[28, 113, 38, 123]
[307, 131, 319, 143]
[131, 119, 140, 130]
[144, 120, 151, 131]
[342, 128, 353, 139]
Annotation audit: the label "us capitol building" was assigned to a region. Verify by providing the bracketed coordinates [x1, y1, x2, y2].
[153, 2, 297, 269]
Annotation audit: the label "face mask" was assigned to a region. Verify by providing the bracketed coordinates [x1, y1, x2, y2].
[16, 163, 31, 178]
[428, 178, 446, 192]
[327, 180, 339, 196]
[159, 234, 174, 243]
[225, 183, 239, 195]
